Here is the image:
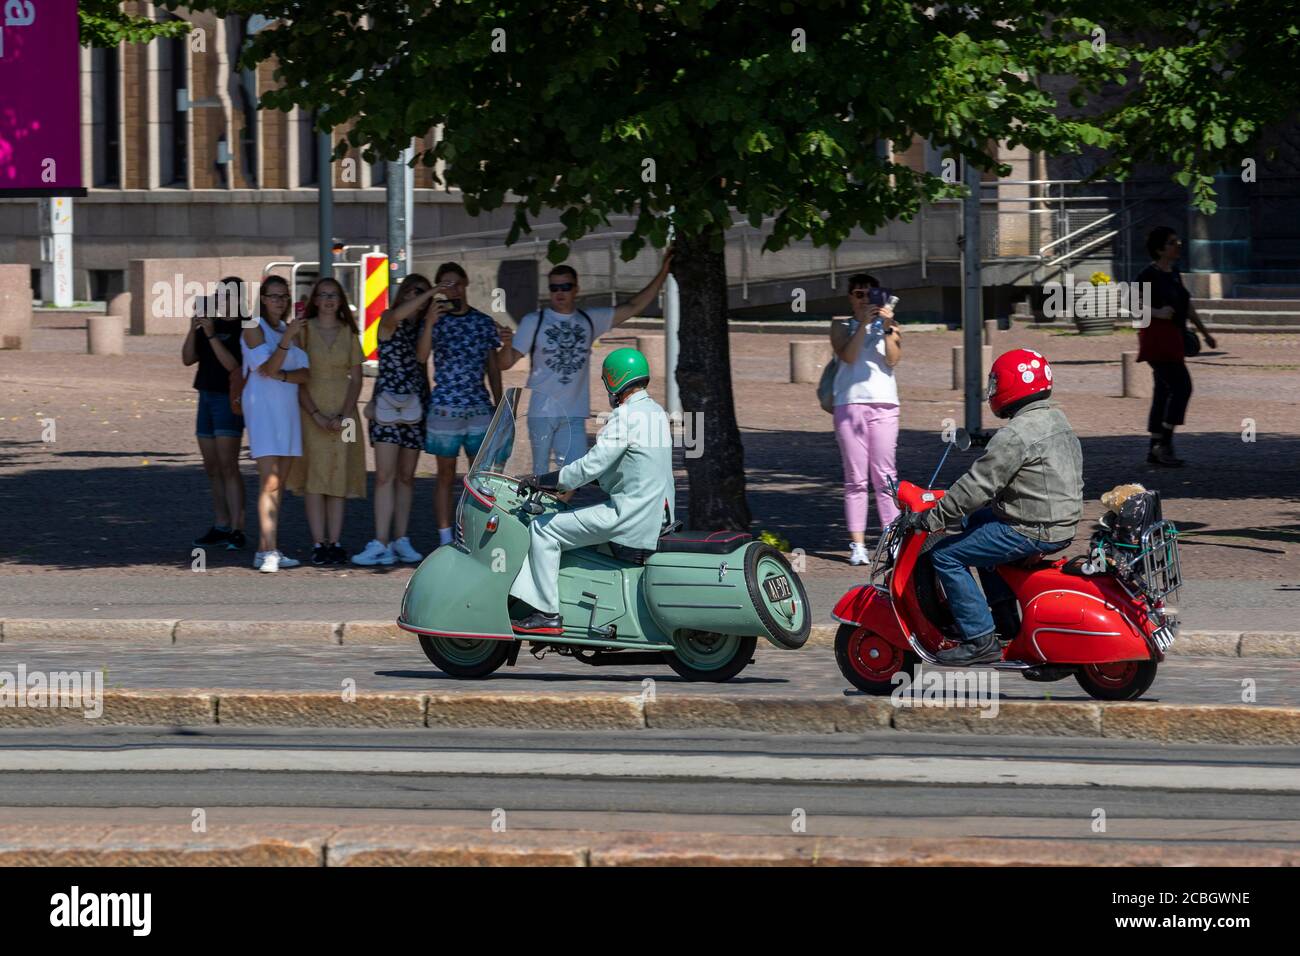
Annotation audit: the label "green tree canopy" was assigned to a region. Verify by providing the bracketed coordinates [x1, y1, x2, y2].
[80, 0, 189, 47]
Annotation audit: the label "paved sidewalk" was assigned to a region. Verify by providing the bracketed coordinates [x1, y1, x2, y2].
[1, 315, 1297, 621]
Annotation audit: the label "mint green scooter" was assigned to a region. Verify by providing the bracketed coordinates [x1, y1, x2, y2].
[397, 387, 810, 681]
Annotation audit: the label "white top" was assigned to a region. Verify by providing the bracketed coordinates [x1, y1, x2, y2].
[242, 316, 309, 459]
[832, 318, 899, 407]
[514, 305, 616, 419]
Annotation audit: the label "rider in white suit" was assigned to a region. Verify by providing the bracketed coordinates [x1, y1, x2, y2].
[509, 348, 675, 635]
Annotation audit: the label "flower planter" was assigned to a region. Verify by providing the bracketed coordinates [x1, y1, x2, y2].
[1074, 281, 1119, 335]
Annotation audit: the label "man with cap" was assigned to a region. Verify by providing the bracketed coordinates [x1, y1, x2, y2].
[508, 348, 676, 635]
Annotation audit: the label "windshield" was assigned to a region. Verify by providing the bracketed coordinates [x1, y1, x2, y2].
[468, 387, 589, 479]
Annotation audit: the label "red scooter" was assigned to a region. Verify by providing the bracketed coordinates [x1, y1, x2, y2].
[832, 430, 1181, 701]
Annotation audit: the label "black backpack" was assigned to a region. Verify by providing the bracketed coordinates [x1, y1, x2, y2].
[528, 306, 595, 364]
[1114, 490, 1163, 546]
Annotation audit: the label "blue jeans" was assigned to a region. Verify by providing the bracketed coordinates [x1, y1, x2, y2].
[928, 508, 1070, 641]
[528, 416, 588, 472]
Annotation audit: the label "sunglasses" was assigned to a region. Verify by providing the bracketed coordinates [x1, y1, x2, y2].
[549, 282, 576, 293]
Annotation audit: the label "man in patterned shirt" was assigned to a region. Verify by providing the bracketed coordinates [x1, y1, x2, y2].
[498, 249, 674, 474]
[416, 262, 503, 547]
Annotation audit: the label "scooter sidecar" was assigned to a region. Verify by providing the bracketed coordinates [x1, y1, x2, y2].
[397, 471, 810, 679]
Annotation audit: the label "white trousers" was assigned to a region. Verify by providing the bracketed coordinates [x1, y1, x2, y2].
[508, 502, 620, 615]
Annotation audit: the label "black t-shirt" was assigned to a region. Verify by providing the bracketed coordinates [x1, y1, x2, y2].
[192, 318, 245, 393]
[1136, 264, 1190, 329]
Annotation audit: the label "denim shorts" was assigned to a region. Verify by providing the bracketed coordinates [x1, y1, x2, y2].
[196, 389, 245, 440]
[424, 404, 493, 459]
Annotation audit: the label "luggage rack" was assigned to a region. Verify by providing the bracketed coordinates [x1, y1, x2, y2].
[1111, 519, 1182, 601]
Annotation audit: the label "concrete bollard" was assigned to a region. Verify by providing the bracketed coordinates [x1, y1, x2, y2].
[790, 340, 831, 384]
[635, 335, 665, 375]
[1122, 351, 1151, 399]
[87, 315, 125, 356]
[951, 345, 993, 390]
[107, 291, 132, 320]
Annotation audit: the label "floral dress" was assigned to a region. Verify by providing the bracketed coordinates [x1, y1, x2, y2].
[368, 316, 430, 450]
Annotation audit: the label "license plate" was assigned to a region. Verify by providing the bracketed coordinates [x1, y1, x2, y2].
[763, 575, 793, 602]
[1152, 625, 1175, 652]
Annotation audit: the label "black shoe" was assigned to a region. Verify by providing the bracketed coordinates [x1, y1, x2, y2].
[935, 632, 1003, 666]
[328, 543, 347, 564]
[194, 526, 230, 547]
[311, 543, 330, 566]
[1147, 443, 1185, 467]
[511, 611, 564, 636]
[225, 529, 247, 550]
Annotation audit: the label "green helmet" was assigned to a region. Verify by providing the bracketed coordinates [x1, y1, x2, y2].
[601, 347, 651, 403]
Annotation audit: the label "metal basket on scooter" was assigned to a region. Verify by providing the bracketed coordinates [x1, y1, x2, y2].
[1091, 490, 1182, 603]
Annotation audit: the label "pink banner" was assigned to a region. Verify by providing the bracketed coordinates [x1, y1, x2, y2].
[0, 0, 83, 195]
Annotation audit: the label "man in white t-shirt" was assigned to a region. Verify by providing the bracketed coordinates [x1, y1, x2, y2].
[498, 250, 673, 472]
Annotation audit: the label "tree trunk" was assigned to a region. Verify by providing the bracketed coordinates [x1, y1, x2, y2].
[671, 228, 752, 531]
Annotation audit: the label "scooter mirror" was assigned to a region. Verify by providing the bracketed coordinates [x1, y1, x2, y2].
[950, 427, 972, 452]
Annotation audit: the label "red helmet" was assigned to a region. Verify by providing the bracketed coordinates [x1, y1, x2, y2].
[988, 348, 1053, 417]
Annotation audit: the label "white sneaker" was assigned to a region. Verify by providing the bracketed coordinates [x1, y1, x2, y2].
[253, 550, 267, 570]
[352, 539, 396, 566]
[390, 536, 423, 563]
[258, 550, 299, 573]
[848, 542, 869, 566]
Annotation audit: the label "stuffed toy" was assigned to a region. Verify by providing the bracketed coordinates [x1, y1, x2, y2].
[1101, 483, 1146, 515]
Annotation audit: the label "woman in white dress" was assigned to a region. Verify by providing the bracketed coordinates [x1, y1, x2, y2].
[241, 275, 310, 572]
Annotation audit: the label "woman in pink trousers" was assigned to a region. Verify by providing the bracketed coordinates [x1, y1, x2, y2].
[829, 273, 902, 566]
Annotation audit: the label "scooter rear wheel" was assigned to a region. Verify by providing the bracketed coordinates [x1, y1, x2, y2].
[419, 636, 512, 679]
[835, 624, 918, 695]
[663, 631, 757, 682]
[1075, 660, 1157, 701]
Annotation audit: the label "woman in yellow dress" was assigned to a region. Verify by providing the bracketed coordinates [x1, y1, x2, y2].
[288, 277, 367, 564]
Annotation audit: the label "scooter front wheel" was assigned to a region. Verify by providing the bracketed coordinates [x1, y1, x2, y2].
[419, 636, 512, 679]
[1075, 660, 1157, 701]
[835, 624, 918, 695]
[663, 631, 757, 682]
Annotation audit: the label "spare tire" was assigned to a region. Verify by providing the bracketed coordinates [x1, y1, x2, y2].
[744, 543, 811, 649]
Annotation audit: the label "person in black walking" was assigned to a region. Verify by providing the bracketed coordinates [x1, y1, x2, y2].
[1135, 227, 1216, 466]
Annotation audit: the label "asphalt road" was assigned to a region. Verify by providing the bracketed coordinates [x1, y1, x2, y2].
[0, 727, 1296, 848]
[0, 640, 1294, 705]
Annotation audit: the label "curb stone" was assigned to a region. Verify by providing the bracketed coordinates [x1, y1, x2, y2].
[173, 620, 342, 643]
[1, 690, 1296, 745]
[0, 619, 178, 643]
[0, 825, 1291, 867]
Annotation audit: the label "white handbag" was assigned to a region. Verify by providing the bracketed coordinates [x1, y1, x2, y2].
[374, 391, 424, 425]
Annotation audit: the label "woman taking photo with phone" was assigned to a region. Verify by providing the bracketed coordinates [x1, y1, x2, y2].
[353, 273, 435, 567]
[287, 278, 367, 565]
[242, 274, 309, 573]
[182, 276, 247, 551]
[829, 273, 902, 566]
